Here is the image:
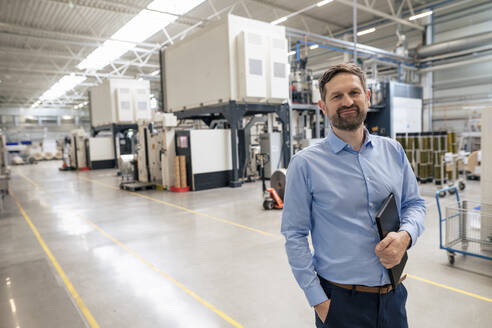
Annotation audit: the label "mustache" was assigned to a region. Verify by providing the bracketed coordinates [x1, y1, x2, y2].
[337, 105, 360, 115]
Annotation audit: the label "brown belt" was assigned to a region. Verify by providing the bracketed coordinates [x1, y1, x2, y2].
[329, 274, 407, 294]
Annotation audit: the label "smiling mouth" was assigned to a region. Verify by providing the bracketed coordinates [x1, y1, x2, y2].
[340, 109, 357, 115]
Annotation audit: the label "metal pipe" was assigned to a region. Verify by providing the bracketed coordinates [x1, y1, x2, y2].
[417, 31, 492, 58]
[419, 44, 492, 62]
[419, 54, 492, 72]
[286, 27, 413, 63]
[433, 74, 492, 90]
[353, 0, 357, 64]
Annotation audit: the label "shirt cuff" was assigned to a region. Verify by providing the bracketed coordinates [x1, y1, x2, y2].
[304, 282, 328, 307]
[399, 223, 417, 248]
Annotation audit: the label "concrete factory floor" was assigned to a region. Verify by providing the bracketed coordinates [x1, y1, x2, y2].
[1, 161, 492, 328]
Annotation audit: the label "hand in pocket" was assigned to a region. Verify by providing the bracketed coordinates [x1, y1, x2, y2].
[315, 299, 331, 323]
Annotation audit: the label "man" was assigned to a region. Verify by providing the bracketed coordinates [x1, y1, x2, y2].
[281, 63, 425, 328]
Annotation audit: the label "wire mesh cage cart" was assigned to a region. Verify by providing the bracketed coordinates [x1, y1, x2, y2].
[436, 186, 492, 265]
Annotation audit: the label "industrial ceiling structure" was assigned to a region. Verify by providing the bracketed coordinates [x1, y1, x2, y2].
[0, 0, 491, 116]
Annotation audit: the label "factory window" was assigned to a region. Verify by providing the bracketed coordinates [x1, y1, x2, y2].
[249, 59, 263, 76]
[274, 62, 286, 78]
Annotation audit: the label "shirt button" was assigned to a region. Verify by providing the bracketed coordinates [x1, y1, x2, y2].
[370, 202, 374, 207]
[367, 177, 371, 181]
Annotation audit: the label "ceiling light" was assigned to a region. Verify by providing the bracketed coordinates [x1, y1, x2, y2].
[288, 50, 296, 56]
[25, 116, 35, 120]
[31, 100, 41, 109]
[78, 0, 206, 70]
[32, 0, 206, 108]
[409, 10, 432, 21]
[309, 44, 319, 50]
[316, 0, 333, 7]
[357, 27, 376, 36]
[150, 70, 160, 76]
[62, 115, 73, 120]
[40, 74, 86, 101]
[271, 16, 288, 25]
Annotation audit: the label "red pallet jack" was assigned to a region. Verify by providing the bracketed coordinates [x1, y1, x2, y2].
[257, 153, 284, 210]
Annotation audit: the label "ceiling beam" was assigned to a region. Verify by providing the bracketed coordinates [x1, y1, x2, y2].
[0, 46, 159, 68]
[41, 0, 138, 15]
[248, 0, 345, 29]
[335, 0, 424, 31]
[0, 31, 156, 55]
[42, 0, 208, 25]
[0, 65, 133, 79]
[0, 107, 88, 117]
[0, 22, 160, 48]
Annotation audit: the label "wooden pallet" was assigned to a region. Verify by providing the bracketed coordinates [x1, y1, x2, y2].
[120, 182, 156, 192]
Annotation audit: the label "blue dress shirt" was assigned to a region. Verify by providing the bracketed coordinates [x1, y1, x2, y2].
[281, 128, 426, 307]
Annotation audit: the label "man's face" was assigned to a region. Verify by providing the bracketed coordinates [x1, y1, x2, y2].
[318, 73, 371, 131]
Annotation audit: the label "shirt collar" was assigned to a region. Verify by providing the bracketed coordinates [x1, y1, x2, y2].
[326, 127, 374, 154]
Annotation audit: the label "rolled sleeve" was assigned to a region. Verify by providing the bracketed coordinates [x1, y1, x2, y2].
[281, 156, 327, 307]
[398, 144, 426, 247]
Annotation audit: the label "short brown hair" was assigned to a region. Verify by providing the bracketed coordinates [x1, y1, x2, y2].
[318, 63, 367, 101]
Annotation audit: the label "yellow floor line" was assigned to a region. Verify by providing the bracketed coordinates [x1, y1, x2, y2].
[16, 172, 492, 304]
[79, 176, 281, 239]
[78, 214, 243, 328]
[13, 172, 243, 327]
[9, 190, 100, 328]
[15, 171, 41, 188]
[406, 273, 492, 303]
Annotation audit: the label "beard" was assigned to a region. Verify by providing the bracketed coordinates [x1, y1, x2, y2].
[329, 105, 367, 131]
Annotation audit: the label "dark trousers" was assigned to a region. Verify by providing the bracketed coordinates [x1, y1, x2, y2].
[315, 276, 408, 328]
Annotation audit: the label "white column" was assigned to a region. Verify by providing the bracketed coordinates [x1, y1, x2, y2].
[481, 108, 492, 250]
[422, 15, 433, 132]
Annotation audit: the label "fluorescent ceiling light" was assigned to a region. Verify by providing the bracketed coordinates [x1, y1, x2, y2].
[409, 10, 432, 21]
[150, 70, 160, 76]
[78, 0, 206, 70]
[271, 16, 288, 25]
[357, 27, 376, 36]
[309, 44, 319, 50]
[288, 50, 297, 56]
[32, 1, 205, 107]
[316, 0, 333, 7]
[62, 115, 73, 120]
[31, 100, 41, 108]
[25, 116, 35, 120]
[40, 74, 86, 101]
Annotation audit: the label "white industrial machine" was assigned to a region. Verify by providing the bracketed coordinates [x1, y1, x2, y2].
[299, 138, 323, 149]
[0, 131, 10, 207]
[88, 137, 115, 169]
[89, 78, 152, 127]
[175, 129, 233, 191]
[481, 108, 492, 251]
[163, 14, 289, 111]
[259, 132, 283, 178]
[69, 129, 89, 170]
[135, 113, 177, 189]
